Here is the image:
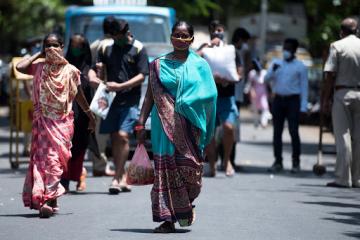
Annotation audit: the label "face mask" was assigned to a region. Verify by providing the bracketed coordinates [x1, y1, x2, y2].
[115, 37, 128, 47]
[212, 32, 224, 40]
[45, 47, 66, 64]
[283, 50, 293, 60]
[70, 47, 84, 57]
[171, 36, 193, 50]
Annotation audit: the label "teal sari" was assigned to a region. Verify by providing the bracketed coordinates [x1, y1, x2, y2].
[149, 51, 217, 226]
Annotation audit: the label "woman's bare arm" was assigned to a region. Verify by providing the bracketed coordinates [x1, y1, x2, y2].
[136, 82, 154, 144]
[16, 52, 43, 74]
[138, 83, 154, 126]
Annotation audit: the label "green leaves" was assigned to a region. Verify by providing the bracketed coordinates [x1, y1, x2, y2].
[0, 0, 65, 54]
[149, 0, 221, 19]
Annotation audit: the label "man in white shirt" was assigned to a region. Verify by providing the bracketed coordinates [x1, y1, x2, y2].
[323, 17, 360, 188]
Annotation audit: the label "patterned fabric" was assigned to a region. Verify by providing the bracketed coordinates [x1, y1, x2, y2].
[40, 48, 80, 120]
[22, 56, 80, 210]
[149, 51, 217, 226]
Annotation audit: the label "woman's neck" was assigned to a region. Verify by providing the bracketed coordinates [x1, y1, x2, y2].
[172, 50, 189, 61]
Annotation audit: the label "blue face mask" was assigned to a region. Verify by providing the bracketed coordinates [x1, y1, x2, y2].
[283, 50, 292, 60]
[212, 32, 224, 40]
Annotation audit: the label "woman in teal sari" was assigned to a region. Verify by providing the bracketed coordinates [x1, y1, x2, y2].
[136, 21, 217, 233]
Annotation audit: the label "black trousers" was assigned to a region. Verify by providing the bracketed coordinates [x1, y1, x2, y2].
[272, 95, 301, 166]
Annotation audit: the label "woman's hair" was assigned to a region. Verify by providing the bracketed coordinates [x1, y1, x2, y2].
[65, 33, 92, 69]
[171, 21, 194, 37]
[43, 32, 64, 47]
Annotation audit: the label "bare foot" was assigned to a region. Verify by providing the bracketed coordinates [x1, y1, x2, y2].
[225, 163, 235, 177]
[39, 203, 53, 218]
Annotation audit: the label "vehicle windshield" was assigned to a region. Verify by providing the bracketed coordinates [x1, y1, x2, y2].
[70, 14, 170, 44]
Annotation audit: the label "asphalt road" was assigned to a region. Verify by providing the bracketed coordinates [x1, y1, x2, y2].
[0, 108, 359, 240]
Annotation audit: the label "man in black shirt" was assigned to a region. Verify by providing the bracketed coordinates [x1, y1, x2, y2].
[198, 20, 239, 177]
[88, 19, 149, 194]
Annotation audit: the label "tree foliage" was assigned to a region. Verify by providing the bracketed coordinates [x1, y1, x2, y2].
[304, 0, 360, 58]
[0, 0, 65, 55]
[1, 0, 359, 58]
[148, 0, 220, 20]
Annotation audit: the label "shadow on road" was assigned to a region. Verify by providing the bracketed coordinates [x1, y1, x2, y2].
[0, 213, 39, 218]
[110, 228, 191, 234]
[344, 231, 360, 239]
[66, 191, 110, 195]
[229, 165, 335, 179]
[302, 199, 360, 238]
[241, 140, 335, 155]
[302, 201, 360, 209]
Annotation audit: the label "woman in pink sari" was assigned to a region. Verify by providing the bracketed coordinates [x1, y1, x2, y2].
[16, 33, 96, 218]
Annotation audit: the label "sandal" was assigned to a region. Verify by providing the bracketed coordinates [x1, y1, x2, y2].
[153, 222, 176, 233]
[109, 184, 121, 194]
[120, 185, 132, 192]
[191, 205, 196, 225]
[47, 199, 59, 213]
[39, 203, 53, 218]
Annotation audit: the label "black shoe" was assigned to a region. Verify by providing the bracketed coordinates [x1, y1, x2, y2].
[290, 165, 300, 174]
[267, 163, 283, 173]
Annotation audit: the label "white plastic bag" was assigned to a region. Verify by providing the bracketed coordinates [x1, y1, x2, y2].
[202, 45, 240, 82]
[89, 82, 116, 120]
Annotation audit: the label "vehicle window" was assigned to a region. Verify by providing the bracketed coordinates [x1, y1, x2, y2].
[70, 15, 169, 44]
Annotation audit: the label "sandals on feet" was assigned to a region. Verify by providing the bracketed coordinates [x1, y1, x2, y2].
[47, 199, 59, 213]
[119, 185, 132, 192]
[39, 203, 54, 218]
[109, 183, 121, 194]
[153, 222, 176, 233]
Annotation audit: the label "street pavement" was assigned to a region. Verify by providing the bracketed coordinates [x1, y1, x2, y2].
[0, 107, 359, 240]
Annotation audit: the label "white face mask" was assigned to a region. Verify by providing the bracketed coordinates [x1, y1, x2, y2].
[283, 50, 292, 60]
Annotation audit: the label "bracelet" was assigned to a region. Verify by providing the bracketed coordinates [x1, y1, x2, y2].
[84, 108, 91, 113]
[134, 124, 145, 131]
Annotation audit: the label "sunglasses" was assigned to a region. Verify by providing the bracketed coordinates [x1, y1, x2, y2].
[45, 43, 61, 48]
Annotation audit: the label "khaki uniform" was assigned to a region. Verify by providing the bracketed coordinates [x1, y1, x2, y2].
[324, 34, 360, 187]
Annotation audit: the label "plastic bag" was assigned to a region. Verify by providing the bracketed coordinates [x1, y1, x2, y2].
[126, 144, 154, 185]
[202, 45, 240, 82]
[89, 82, 116, 120]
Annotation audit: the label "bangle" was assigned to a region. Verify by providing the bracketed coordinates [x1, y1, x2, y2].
[134, 124, 144, 131]
[84, 108, 91, 113]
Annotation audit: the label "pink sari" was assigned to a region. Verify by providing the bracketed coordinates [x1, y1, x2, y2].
[22, 57, 80, 210]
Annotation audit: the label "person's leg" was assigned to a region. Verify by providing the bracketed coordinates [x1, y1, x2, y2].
[110, 130, 130, 190]
[350, 92, 360, 187]
[331, 90, 352, 187]
[206, 138, 217, 177]
[272, 97, 285, 166]
[286, 96, 301, 169]
[109, 106, 138, 193]
[90, 117, 110, 175]
[222, 122, 235, 176]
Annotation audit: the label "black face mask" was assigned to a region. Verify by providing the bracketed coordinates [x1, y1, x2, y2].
[211, 32, 224, 40]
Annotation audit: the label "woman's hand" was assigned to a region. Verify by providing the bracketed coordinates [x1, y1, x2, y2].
[136, 128, 146, 144]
